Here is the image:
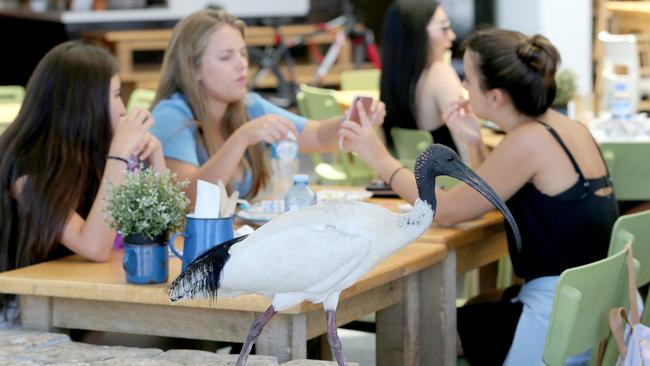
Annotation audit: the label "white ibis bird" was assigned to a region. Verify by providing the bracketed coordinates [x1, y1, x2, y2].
[167, 144, 521, 366]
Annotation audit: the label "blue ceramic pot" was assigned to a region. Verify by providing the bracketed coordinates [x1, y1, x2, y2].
[122, 233, 168, 284]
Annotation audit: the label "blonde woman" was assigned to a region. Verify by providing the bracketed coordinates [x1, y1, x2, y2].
[150, 9, 385, 202]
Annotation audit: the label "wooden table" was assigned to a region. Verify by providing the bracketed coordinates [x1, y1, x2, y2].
[370, 198, 509, 365]
[0, 241, 451, 365]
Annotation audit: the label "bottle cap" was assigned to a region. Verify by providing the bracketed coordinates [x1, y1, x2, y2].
[292, 174, 309, 183]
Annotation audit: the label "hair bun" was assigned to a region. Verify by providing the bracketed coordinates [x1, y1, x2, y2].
[515, 34, 560, 76]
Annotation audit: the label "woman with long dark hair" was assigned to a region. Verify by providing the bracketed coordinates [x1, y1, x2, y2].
[341, 28, 619, 364]
[380, 0, 470, 161]
[0, 40, 165, 327]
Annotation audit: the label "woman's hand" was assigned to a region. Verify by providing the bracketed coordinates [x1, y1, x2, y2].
[236, 114, 298, 145]
[135, 132, 166, 172]
[109, 108, 154, 159]
[339, 104, 390, 166]
[368, 100, 387, 126]
[443, 99, 482, 146]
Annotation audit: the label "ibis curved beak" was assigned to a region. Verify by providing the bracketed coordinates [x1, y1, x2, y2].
[440, 160, 522, 252]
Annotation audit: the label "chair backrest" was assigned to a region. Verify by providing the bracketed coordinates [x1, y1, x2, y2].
[339, 69, 381, 91]
[543, 248, 632, 366]
[390, 127, 433, 160]
[599, 142, 650, 200]
[127, 88, 156, 112]
[0, 85, 25, 104]
[297, 84, 341, 120]
[598, 31, 641, 113]
[607, 209, 650, 326]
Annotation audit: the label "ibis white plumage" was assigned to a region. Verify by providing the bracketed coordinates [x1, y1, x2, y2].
[167, 144, 521, 366]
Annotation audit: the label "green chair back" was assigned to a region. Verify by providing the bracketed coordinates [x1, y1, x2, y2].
[390, 127, 433, 161]
[298, 84, 374, 185]
[0, 85, 25, 104]
[340, 69, 381, 91]
[297, 86, 351, 184]
[543, 248, 633, 366]
[127, 88, 156, 112]
[599, 142, 650, 200]
[607, 210, 650, 324]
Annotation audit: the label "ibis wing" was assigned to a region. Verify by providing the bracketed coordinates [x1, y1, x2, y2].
[220, 222, 372, 296]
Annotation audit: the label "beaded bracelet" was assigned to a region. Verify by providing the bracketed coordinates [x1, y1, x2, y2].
[106, 155, 129, 166]
[387, 165, 407, 189]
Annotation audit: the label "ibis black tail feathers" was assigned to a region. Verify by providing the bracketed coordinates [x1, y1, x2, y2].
[166, 234, 248, 302]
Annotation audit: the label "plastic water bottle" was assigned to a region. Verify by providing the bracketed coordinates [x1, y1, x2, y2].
[271, 133, 299, 208]
[609, 82, 633, 121]
[284, 174, 317, 212]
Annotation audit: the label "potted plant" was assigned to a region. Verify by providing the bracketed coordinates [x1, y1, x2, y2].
[553, 69, 577, 115]
[105, 168, 189, 284]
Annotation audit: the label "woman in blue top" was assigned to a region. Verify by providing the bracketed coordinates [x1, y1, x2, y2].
[151, 9, 385, 201]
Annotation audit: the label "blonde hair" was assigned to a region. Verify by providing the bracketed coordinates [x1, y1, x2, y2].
[154, 9, 269, 197]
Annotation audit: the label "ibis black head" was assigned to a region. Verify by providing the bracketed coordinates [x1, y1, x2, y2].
[414, 144, 522, 252]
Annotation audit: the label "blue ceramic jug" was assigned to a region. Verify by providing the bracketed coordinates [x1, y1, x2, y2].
[169, 215, 234, 271]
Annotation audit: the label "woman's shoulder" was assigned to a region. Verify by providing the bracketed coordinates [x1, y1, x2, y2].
[423, 62, 462, 93]
[152, 92, 194, 118]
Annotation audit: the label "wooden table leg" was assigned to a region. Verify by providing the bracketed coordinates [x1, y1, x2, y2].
[376, 257, 455, 366]
[20, 295, 55, 332]
[256, 312, 307, 363]
[422, 250, 456, 366]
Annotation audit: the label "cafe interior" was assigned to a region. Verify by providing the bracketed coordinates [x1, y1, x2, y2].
[1, 0, 649, 365]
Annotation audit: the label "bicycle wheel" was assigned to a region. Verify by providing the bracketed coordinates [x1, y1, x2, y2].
[247, 46, 297, 108]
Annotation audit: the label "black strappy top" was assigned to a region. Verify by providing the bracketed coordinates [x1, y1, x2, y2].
[506, 121, 620, 282]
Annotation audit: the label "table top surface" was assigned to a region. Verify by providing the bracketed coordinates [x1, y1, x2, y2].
[0, 240, 447, 314]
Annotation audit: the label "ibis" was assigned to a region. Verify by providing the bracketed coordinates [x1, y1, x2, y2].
[167, 144, 520, 366]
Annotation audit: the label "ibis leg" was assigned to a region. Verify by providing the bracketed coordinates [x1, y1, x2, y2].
[236, 305, 277, 366]
[326, 309, 348, 366]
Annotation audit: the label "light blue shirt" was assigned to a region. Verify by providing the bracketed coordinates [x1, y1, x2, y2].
[151, 92, 308, 197]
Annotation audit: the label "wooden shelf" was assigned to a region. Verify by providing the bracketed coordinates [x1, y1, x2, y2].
[86, 23, 369, 90]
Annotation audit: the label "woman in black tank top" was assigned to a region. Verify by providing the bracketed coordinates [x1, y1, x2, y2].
[339, 28, 619, 365]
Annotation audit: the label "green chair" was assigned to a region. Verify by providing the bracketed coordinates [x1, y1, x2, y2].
[599, 142, 650, 200]
[607, 209, 650, 325]
[339, 69, 381, 91]
[127, 88, 156, 112]
[0, 85, 25, 104]
[543, 248, 634, 366]
[297, 84, 374, 185]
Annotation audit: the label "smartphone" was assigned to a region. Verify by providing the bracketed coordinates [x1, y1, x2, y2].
[346, 95, 374, 124]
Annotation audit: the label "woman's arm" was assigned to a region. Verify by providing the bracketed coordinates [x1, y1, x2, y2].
[167, 114, 298, 204]
[58, 109, 156, 262]
[298, 100, 386, 153]
[342, 107, 541, 225]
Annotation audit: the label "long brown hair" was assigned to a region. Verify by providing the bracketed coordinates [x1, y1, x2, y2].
[154, 9, 269, 197]
[0, 41, 117, 310]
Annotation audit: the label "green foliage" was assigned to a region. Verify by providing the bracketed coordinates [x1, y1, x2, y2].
[104, 168, 190, 239]
[553, 69, 577, 107]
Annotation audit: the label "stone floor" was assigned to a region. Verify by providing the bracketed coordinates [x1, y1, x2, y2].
[0, 329, 362, 366]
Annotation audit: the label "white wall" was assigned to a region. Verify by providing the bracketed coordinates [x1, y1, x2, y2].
[168, 0, 309, 18]
[496, 0, 592, 97]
